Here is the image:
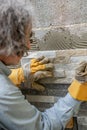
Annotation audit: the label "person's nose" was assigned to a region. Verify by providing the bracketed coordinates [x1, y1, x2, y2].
[27, 40, 31, 49]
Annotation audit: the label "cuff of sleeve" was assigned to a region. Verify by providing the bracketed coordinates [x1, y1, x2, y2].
[64, 93, 81, 108]
[9, 68, 25, 85]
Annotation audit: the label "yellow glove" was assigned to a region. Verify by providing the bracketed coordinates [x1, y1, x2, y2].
[9, 56, 54, 91]
[30, 56, 53, 73]
[75, 61, 87, 82]
[68, 61, 87, 101]
[23, 56, 54, 91]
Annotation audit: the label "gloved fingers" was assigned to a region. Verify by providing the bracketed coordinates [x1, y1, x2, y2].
[36, 56, 45, 62]
[30, 56, 54, 73]
[30, 56, 46, 67]
[45, 63, 54, 70]
[31, 63, 54, 73]
[39, 57, 50, 64]
[75, 61, 87, 76]
[75, 75, 87, 82]
[31, 56, 45, 64]
[33, 71, 53, 81]
[30, 59, 40, 67]
[75, 61, 87, 82]
[30, 64, 45, 73]
[31, 82, 45, 91]
[30, 56, 52, 67]
[36, 56, 51, 64]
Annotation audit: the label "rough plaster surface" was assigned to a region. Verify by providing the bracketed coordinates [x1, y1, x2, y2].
[31, 29, 87, 51]
[29, 0, 87, 51]
[31, 0, 87, 27]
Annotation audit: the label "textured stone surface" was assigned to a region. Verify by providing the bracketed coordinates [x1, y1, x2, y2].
[22, 49, 87, 124]
[25, 49, 87, 84]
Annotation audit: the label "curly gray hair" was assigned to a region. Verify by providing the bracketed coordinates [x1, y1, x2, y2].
[0, 0, 33, 56]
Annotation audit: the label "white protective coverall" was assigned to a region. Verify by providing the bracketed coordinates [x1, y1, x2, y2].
[0, 61, 81, 130]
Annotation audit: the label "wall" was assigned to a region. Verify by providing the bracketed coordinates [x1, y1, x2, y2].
[27, 1, 87, 129]
[30, 0, 87, 50]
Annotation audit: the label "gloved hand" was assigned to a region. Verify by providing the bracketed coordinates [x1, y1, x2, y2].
[23, 56, 54, 91]
[75, 61, 87, 82]
[9, 56, 54, 91]
[68, 61, 87, 101]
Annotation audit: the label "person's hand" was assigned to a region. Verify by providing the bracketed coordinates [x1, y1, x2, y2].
[23, 56, 54, 91]
[75, 61, 87, 83]
[68, 61, 87, 101]
[9, 56, 54, 91]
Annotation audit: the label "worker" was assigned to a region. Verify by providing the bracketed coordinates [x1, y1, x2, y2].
[0, 0, 87, 130]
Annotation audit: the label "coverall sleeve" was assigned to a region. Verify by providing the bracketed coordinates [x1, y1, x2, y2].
[0, 74, 42, 130]
[42, 93, 81, 130]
